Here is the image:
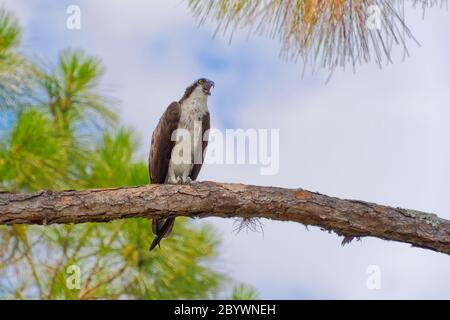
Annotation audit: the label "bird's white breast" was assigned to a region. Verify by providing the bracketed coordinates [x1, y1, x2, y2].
[166, 87, 208, 183]
[178, 88, 208, 132]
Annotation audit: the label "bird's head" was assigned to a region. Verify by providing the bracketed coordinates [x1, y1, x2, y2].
[195, 78, 215, 96]
[182, 78, 215, 101]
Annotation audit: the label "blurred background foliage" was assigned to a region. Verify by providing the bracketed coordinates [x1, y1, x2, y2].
[0, 8, 257, 300]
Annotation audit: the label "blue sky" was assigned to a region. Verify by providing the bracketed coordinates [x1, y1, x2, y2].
[5, 0, 450, 299]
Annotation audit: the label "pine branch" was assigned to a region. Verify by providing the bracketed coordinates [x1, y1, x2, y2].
[0, 182, 449, 255]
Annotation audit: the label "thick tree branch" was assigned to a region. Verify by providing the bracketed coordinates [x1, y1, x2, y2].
[0, 182, 449, 255]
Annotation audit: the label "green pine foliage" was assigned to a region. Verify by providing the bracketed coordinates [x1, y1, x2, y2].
[0, 9, 36, 109]
[0, 7, 256, 300]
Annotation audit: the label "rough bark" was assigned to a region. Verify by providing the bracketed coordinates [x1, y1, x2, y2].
[0, 181, 449, 255]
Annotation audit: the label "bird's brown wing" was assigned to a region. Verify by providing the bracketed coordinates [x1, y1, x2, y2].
[190, 111, 210, 181]
[149, 102, 181, 184]
[149, 102, 180, 251]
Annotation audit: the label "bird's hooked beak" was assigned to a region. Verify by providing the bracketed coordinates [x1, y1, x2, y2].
[202, 80, 215, 96]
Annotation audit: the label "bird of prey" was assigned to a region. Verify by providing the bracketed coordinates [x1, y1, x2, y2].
[148, 78, 215, 251]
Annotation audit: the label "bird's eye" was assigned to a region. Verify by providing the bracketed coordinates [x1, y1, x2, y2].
[198, 79, 205, 85]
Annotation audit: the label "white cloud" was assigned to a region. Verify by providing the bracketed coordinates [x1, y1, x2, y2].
[1, 0, 34, 25]
[207, 6, 450, 299]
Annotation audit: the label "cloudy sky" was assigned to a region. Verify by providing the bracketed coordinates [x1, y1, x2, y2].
[5, 0, 450, 299]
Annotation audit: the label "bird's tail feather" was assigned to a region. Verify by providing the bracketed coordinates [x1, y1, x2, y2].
[149, 217, 175, 251]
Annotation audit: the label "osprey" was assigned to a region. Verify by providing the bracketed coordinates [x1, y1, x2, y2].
[148, 78, 215, 251]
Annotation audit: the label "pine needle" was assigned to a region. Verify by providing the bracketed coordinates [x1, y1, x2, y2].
[187, 0, 447, 72]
